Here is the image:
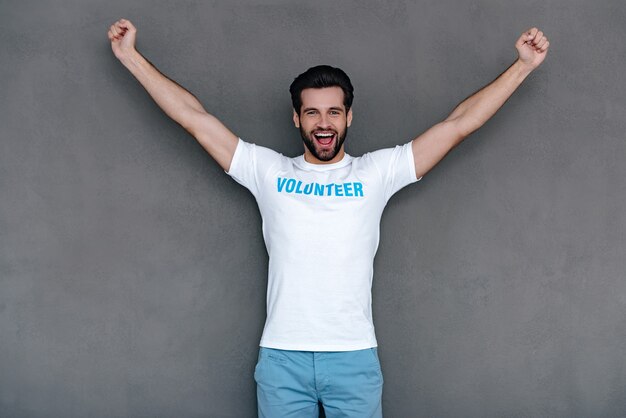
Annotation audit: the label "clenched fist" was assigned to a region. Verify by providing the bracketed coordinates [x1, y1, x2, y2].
[516, 27, 550, 70]
[107, 18, 137, 60]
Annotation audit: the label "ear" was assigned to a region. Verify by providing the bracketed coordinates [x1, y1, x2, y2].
[347, 108, 353, 127]
[292, 110, 300, 128]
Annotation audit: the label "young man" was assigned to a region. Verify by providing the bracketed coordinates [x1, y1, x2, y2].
[108, 19, 549, 417]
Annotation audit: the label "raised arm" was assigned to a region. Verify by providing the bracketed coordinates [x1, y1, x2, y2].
[107, 18, 238, 172]
[411, 27, 550, 179]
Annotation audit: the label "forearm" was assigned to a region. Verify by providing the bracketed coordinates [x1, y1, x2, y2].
[119, 49, 205, 128]
[447, 59, 534, 135]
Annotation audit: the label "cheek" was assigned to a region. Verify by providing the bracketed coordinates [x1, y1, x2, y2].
[302, 120, 316, 131]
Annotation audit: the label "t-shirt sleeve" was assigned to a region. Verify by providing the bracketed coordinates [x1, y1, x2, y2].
[368, 140, 422, 202]
[225, 137, 283, 198]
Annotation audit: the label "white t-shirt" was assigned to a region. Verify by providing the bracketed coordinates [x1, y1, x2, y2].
[225, 137, 422, 351]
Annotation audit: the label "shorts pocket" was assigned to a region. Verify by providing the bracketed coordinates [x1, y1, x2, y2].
[264, 348, 288, 364]
[368, 347, 380, 365]
[368, 348, 384, 384]
[254, 348, 263, 383]
[254, 347, 289, 384]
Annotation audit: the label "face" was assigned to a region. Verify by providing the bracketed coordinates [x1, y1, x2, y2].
[293, 86, 353, 164]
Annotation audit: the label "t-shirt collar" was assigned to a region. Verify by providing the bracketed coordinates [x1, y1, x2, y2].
[294, 152, 353, 171]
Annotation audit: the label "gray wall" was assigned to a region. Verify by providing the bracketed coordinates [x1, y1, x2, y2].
[1, 0, 625, 417]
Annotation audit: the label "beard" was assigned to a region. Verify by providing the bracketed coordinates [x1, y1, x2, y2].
[299, 124, 348, 162]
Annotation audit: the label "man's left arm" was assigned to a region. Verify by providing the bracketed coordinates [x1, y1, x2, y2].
[411, 27, 550, 179]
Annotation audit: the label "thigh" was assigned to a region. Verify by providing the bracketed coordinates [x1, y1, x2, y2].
[254, 347, 319, 418]
[319, 348, 384, 418]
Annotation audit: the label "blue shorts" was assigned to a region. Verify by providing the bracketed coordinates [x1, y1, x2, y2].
[254, 346, 384, 418]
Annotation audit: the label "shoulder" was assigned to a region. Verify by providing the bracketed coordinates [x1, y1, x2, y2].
[353, 142, 411, 170]
[363, 142, 412, 160]
[234, 137, 287, 162]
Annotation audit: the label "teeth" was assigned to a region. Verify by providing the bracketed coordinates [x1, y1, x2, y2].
[315, 133, 333, 137]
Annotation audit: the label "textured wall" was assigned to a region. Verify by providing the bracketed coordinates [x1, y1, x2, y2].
[1, 0, 625, 417]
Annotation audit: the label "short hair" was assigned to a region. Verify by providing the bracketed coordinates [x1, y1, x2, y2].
[289, 65, 354, 114]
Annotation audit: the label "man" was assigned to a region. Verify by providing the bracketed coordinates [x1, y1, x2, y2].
[108, 18, 549, 417]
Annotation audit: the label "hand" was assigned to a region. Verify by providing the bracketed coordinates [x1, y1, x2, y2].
[108, 18, 137, 60]
[515, 27, 550, 70]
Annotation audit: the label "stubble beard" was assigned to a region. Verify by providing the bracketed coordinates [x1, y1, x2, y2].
[300, 125, 348, 162]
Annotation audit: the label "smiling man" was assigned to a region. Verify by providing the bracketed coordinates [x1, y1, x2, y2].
[108, 18, 549, 418]
[293, 81, 353, 164]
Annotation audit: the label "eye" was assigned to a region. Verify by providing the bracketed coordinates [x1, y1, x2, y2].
[330, 110, 340, 115]
[306, 110, 317, 116]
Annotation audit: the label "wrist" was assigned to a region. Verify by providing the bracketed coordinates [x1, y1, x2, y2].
[514, 59, 535, 78]
[118, 48, 142, 68]
[512, 59, 534, 84]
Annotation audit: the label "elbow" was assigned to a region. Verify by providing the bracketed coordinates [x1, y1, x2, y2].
[452, 115, 482, 138]
[180, 108, 208, 136]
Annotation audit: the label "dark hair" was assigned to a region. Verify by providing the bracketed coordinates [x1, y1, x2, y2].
[289, 65, 354, 114]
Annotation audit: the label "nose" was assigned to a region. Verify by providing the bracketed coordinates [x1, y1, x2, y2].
[317, 114, 331, 129]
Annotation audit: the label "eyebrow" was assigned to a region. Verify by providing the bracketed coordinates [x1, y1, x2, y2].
[302, 107, 344, 113]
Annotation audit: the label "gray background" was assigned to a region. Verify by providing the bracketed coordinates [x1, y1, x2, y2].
[1, 0, 625, 417]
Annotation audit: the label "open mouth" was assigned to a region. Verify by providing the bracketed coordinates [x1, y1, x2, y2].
[313, 131, 336, 146]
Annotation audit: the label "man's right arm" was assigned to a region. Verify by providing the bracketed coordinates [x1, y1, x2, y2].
[108, 18, 238, 172]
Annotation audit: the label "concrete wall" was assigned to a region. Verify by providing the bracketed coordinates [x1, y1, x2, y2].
[1, 0, 625, 416]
